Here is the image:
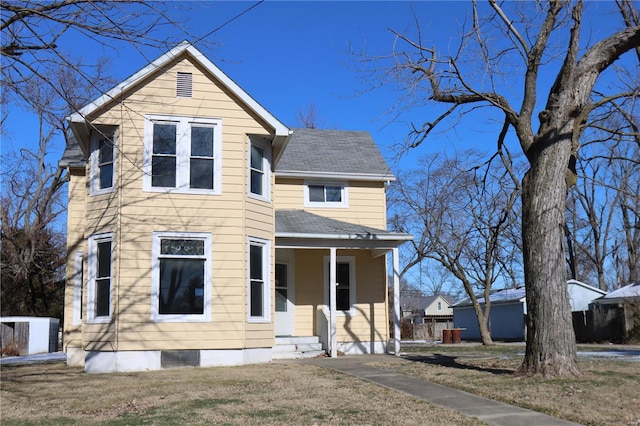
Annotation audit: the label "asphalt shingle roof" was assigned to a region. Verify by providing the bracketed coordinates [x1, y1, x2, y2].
[276, 128, 394, 179]
[58, 133, 86, 168]
[602, 281, 640, 299]
[276, 209, 407, 240]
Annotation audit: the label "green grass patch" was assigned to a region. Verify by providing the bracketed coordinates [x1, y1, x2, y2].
[247, 408, 287, 418]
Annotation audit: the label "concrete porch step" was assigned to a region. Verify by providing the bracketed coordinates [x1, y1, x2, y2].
[273, 336, 325, 359]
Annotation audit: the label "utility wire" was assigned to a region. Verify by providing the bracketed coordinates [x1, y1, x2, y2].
[193, 0, 265, 45]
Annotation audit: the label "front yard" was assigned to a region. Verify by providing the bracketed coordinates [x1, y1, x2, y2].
[2, 344, 639, 425]
[1, 360, 478, 425]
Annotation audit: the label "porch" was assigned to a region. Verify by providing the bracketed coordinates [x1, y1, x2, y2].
[274, 210, 412, 358]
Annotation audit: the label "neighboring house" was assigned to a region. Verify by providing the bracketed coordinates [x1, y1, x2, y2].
[401, 295, 452, 324]
[452, 280, 606, 341]
[59, 42, 412, 373]
[588, 282, 640, 343]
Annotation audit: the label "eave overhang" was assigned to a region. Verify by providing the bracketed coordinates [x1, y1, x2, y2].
[275, 209, 412, 255]
[275, 170, 396, 182]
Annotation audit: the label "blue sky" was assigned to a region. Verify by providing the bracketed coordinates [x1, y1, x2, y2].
[4, 1, 630, 171]
[3, 1, 633, 292]
[3, 1, 486, 171]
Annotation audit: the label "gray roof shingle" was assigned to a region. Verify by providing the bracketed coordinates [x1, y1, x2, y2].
[58, 133, 86, 168]
[276, 209, 410, 242]
[276, 128, 394, 180]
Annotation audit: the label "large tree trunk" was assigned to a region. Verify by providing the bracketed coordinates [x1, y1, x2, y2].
[518, 130, 580, 377]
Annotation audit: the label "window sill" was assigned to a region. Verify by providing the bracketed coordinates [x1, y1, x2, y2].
[304, 202, 349, 209]
[86, 317, 112, 324]
[143, 187, 221, 196]
[151, 314, 211, 323]
[90, 188, 115, 197]
[322, 307, 356, 317]
[248, 193, 271, 203]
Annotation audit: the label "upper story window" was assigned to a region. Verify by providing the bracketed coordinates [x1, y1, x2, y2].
[143, 115, 222, 195]
[90, 131, 115, 195]
[248, 137, 270, 201]
[151, 232, 212, 322]
[304, 182, 348, 208]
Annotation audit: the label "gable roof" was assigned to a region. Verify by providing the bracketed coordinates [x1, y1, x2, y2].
[452, 288, 526, 308]
[66, 41, 290, 154]
[401, 295, 451, 312]
[275, 128, 395, 181]
[567, 279, 608, 296]
[600, 281, 640, 300]
[453, 280, 608, 309]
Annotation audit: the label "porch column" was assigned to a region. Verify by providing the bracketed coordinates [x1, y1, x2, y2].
[329, 247, 337, 358]
[392, 247, 401, 356]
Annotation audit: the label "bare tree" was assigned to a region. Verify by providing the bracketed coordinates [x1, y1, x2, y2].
[389, 150, 521, 345]
[0, 1, 193, 115]
[0, 1, 194, 317]
[379, 0, 639, 376]
[1, 59, 113, 316]
[296, 102, 324, 129]
[564, 90, 640, 290]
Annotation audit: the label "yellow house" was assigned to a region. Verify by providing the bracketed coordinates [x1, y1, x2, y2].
[60, 42, 411, 373]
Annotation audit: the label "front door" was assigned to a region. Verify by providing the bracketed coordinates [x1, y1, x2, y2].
[275, 257, 295, 336]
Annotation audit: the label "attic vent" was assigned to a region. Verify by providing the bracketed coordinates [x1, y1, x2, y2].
[176, 72, 193, 98]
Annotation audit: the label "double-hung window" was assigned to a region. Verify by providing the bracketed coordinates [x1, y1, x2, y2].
[87, 233, 113, 323]
[152, 232, 212, 322]
[144, 115, 222, 194]
[324, 256, 356, 315]
[72, 252, 84, 325]
[304, 182, 348, 208]
[90, 131, 115, 195]
[248, 238, 270, 322]
[248, 137, 270, 200]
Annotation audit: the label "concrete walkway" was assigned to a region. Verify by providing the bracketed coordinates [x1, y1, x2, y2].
[301, 355, 581, 426]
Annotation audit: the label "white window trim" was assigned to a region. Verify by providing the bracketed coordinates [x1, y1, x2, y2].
[248, 237, 271, 323]
[89, 129, 116, 196]
[143, 114, 222, 195]
[323, 256, 356, 316]
[87, 233, 113, 324]
[151, 231, 212, 323]
[247, 136, 271, 202]
[304, 181, 349, 208]
[72, 251, 84, 326]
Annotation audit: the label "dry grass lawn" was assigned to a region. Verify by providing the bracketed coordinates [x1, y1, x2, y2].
[1, 360, 481, 425]
[3, 345, 638, 425]
[373, 344, 640, 426]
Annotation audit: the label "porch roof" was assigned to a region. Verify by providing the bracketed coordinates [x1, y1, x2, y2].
[275, 209, 412, 252]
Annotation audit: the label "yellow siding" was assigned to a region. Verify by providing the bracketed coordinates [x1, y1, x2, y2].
[67, 55, 277, 351]
[274, 178, 388, 229]
[63, 169, 87, 349]
[292, 249, 388, 341]
[66, 51, 393, 357]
